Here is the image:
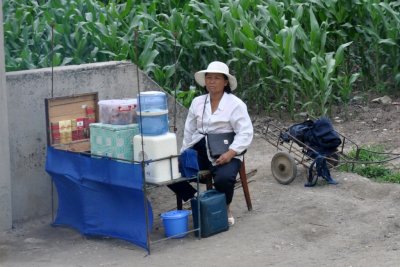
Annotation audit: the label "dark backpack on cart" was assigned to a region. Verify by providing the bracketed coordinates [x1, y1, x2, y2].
[281, 117, 342, 186]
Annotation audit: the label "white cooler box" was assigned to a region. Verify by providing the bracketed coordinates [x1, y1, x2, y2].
[133, 132, 180, 183]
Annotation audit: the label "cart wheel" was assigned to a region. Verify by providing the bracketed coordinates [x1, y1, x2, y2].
[306, 164, 319, 186]
[271, 151, 297, 185]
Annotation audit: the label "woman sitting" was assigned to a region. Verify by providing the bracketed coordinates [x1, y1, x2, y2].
[169, 61, 253, 226]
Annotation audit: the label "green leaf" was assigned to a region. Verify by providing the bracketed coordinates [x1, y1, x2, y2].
[61, 57, 73, 66]
[395, 73, 400, 85]
[309, 8, 320, 51]
[350, 73, 360, 84]
[139, 49, 159, 72]
[85, 13, 93, 22]
[334, 41, 352, 67]
[378, 38, 397, 46]
[283, 65, 300, 77]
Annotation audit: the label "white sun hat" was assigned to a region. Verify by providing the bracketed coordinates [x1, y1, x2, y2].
[194, 61, 237, 90]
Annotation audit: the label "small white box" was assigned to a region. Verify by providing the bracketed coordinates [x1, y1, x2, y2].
[133, 132, 180, 183]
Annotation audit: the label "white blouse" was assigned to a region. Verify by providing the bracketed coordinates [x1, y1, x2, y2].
[181, 92, 253, 162]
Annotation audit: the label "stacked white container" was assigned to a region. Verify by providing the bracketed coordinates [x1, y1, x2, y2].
[134, 91, 180, 184]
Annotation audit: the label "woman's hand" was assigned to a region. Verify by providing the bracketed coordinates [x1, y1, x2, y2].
[215, 149, 237, 165]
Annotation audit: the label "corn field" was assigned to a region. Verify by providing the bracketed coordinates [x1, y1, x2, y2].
[3, 0, 400, 117]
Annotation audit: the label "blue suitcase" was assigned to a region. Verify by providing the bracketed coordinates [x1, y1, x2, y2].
[191, 189, 229, 237]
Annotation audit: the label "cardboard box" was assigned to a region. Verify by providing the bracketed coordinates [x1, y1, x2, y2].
[90, 123, 139, 161]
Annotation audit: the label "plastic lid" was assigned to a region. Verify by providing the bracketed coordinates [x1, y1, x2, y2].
[160, 210, 191, 219]
[137, 110, 168, 116]
[138, 91, 166, 96]
[98, 99, 137, 106]
[90, 123, 138, 130]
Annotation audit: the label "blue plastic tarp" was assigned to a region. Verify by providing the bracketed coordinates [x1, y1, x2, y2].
[45, 146, 153, 250]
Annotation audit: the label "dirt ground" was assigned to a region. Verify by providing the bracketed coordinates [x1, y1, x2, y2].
[1, 97, 400, 267]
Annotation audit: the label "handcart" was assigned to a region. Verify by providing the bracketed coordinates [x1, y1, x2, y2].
[261, 118, 360, 186]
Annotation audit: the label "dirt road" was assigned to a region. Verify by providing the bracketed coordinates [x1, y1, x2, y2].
[1, 130, 400, 266]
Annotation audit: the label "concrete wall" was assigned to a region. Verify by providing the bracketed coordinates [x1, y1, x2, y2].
[0, 2, 12, 231]
[4, 61, 187, 224]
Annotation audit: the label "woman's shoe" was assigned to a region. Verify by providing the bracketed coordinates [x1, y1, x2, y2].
[228, 216, 235, 226]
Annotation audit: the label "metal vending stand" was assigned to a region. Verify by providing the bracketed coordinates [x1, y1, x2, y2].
[45, 26, 201, 254]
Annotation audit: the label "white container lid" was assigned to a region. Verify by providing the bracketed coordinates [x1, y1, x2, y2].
[138, 91, 166, 96]
[90, 122, 138, 130]
[98, 99, 137, 107]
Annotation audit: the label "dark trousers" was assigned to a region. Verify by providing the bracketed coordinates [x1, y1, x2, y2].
[168, 138, 241, 204]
